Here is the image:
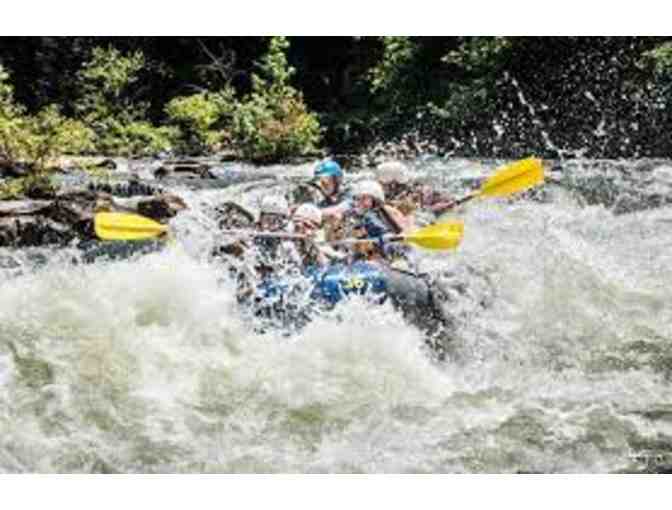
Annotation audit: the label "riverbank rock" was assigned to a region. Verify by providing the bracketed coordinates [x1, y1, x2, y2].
[0, 215, 72, 246]
[86, 180, 162, 198]
[115, 193, 188, 221]
[0, 191, 187, 247]
[154, 159, 215, 179]
[1, 161, 29, 178]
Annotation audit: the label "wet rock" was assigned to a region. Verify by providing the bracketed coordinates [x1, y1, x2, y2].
[136, 193, 188, 220]
[87, 180, 161, 198]
[95, 158, 118, 170]
[0, 215, 72, 246]
[0, 190, 187, 247]
[0, 160, 36, 178]
[153, 166, 172, 179]
[24, 178, 57, 200]
[51, 190, 102, 238]
[0, 200, 52, 216]
[219, 150, 239, 162]
[154, 161, 214, 179]
[0, 217, 18, 245]
[213, 200, 255, 229]
[168, 158, 202, 166]
[52, 156, 117, 173]
[174, 165, 200, 177]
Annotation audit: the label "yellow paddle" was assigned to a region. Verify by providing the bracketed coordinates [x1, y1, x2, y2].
[334, 220, 464, 251]
[94, 212, 169, 241]
[392, 220, 464, 250]
[94, 212, 464, 252]
[218, 221, 464, 251]
[437, 157, 544, 212]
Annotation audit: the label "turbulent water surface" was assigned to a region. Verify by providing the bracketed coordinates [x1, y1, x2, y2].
[1, 158, 671, 473]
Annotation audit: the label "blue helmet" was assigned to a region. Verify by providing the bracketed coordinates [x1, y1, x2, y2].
[314, 160, 343, 179]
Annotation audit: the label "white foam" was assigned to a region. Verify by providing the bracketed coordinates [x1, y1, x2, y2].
[2, 159, 672, 472]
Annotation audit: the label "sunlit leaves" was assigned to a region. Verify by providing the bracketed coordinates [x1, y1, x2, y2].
[231, 37, 321, 162]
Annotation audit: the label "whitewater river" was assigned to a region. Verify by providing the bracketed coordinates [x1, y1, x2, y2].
[1, 158, 671, 473]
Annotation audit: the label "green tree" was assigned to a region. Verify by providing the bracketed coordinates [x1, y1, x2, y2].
[231, 37, 321, 163]
[74, 46, 175, 156]
[368, 36, 418, 109]
[165, 89, 236, 154]
[75, 46, 147, 125]
[1, 65, 94, 170]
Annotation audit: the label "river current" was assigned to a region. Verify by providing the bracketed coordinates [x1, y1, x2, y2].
[1, 158, 671, 473]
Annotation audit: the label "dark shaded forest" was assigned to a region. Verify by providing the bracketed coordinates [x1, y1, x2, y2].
[1, 36, 672, 166]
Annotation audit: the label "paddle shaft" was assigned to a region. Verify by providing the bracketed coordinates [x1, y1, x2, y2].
[429, 195, 469, 215]
[95, 213, 460, 250]
[221, 229, 404, 247]
[221, 229, 304, 240]
[432, 157, 543, 214]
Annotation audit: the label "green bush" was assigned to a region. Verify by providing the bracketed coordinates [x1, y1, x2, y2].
[230, 37, 321, 163]
[96, 120, 176, 157]
[165, 89, 236, 154]
[0, 174, 56, 200]
[442, 37, 511, 74]
[369, 37, 417, 100]
[640, 42, 672, 75]
[74, 46, 173, 156]
[422, 37, 512, 131]
[0, 65, 22, 118]
[1, 66, 94, 171]
[75, 46, 147, 126]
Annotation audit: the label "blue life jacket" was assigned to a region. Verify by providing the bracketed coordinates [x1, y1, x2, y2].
[310, 261, 388, 305]
[255, 262, 389, 308]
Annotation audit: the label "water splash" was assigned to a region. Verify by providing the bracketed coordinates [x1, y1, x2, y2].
[1, 158, 671, 473]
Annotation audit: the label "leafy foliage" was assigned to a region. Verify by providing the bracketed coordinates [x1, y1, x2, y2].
[640, 42, 672, 75]
[1, 66, 94, 170]
[95, 121, 176, 157]
[0, 65, 22, 118]
[74, 46, 172, 156]
[369, 37, 417, 98]
[75, 46, 148, 125]
[425, 38, 512, 128]
[3, 37, 672, 162]
[165, 89, 236, 153]
[442, 37, 512, 74]
[0, 174, 56, 200]
[230, 37, 321, 162]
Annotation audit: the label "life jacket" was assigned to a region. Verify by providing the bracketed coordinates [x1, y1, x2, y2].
[380, 204, 412, 234]
[317, 187, 353, 213]
[348, 206, 404, 262]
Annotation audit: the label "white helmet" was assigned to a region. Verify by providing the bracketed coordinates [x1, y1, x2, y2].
[293, 203, 323, 227]
[353, 180, 385, 204]
[377, 161, 410, 184]
[259, 195, 289, 216]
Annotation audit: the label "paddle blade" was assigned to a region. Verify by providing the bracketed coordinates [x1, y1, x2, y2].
[403, 221, 464, 250]
[478, 157, 544, 199]
[94, 212, 168, 241]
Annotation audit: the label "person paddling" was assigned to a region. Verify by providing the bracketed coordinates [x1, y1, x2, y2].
[348, 180, 413, 266]
[249, 195, 296, 274]
[377, 161, 417, 216]
[313, 160, 349, 210]
[377, 160, 458, 218]
[257, 195, 290, 233]
[307, 159, 357, 242]
[290, 203, 328, 267]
